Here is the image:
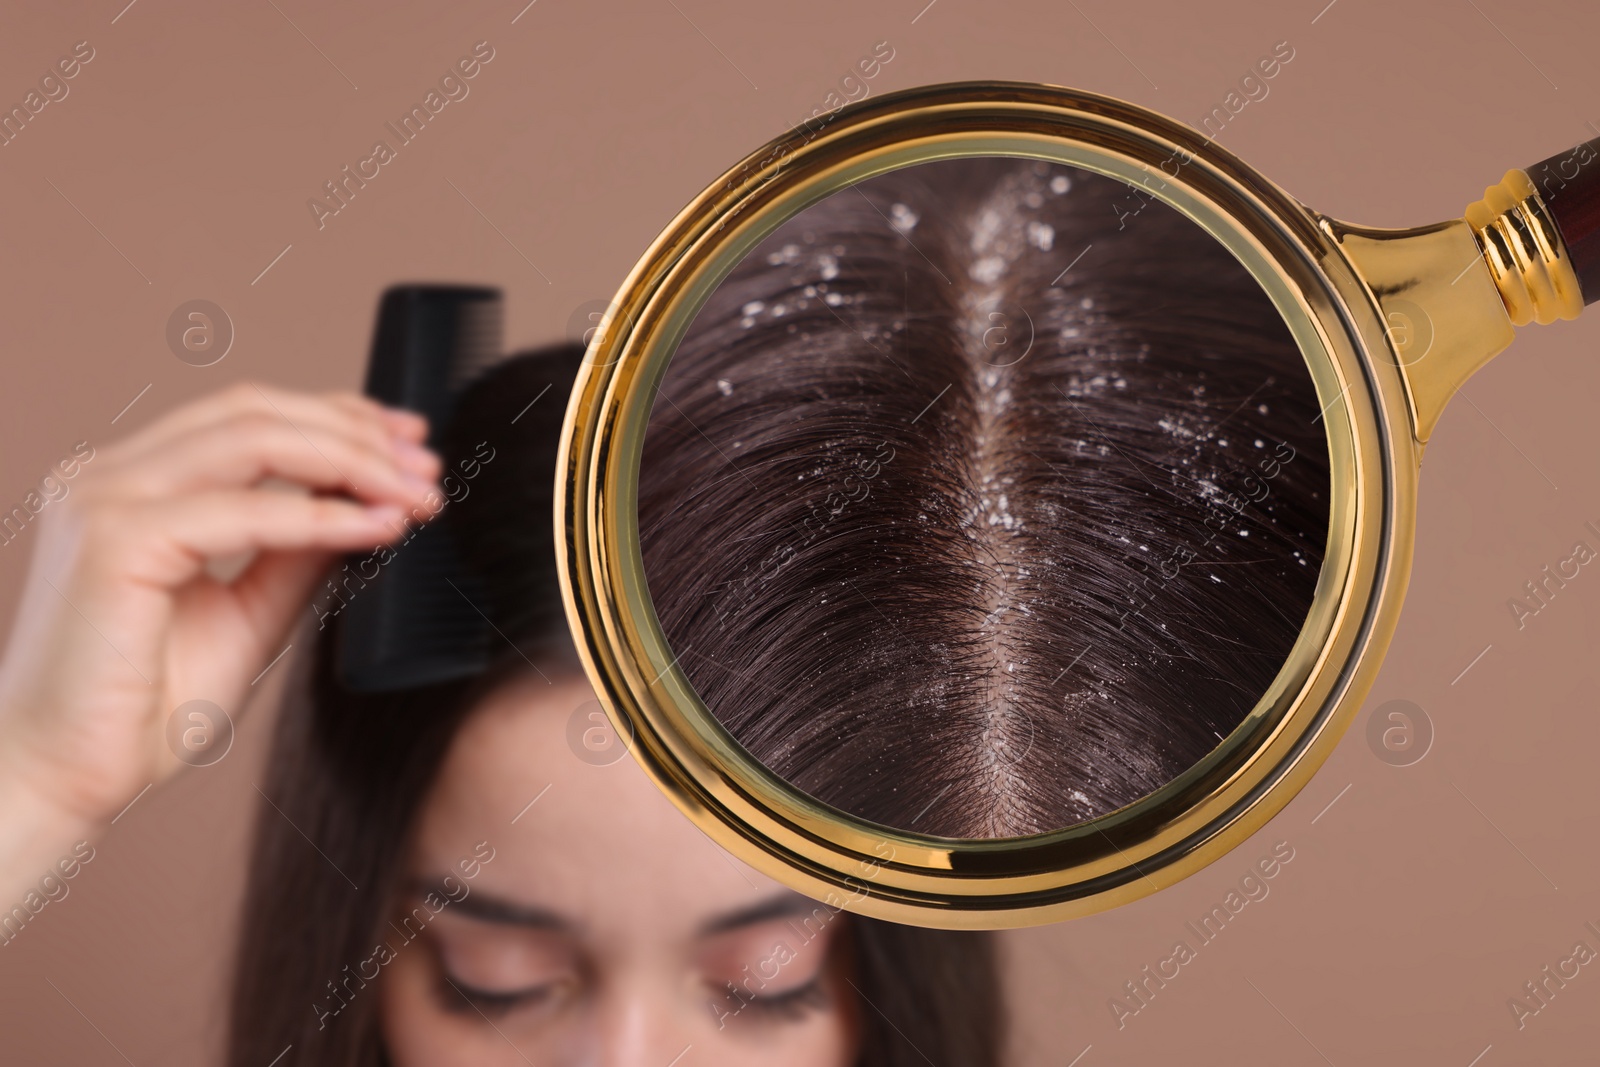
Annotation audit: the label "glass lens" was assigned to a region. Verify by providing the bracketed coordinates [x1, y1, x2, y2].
[636, 156, 1329, 839]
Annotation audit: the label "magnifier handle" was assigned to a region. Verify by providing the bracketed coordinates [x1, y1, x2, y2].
[1378, 137, 1600, 439]
[1464, 137, 1600, 325]
[1525, 137, 1600, 306]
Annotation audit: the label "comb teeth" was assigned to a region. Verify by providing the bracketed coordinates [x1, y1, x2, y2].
[336, 284, 504, 693]
[449, 297, 505, 392]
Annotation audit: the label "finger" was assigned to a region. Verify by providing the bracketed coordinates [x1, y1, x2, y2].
[108, 381, 425, 470]
[156, 549, 333, 755]
[327, 393, 430, 444]
[105, 413, 441, 509]
[157, 548, 333, 710]
[227, 547, 338, 655]
[241, 384, 418, 465]
[260, 391, 434, 476]
[97, 490, 428, 590]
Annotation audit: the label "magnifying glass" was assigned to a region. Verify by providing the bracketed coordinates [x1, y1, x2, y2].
[557, 80, 1596, 928]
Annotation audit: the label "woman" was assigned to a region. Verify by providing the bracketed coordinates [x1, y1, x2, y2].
[0, 344, 999, 1066]
[0, 155, 1322, 1063]
[227, 342, 1001, 1066]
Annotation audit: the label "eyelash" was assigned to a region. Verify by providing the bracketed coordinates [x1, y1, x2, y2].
[438, 972, 830, 1024]
[733, 977, 829, 1022]
[439, 976, 558, 1019]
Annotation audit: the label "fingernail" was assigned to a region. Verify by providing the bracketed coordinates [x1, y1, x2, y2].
[393, 439, 441, 474]
[382, 408, 429, 439]
[404, 474, 441, 497]
[365, 504, 404, 525]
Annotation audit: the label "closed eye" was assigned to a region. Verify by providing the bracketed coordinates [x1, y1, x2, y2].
[439, 974, 562, 1018]
[717, 976, 830, 1024]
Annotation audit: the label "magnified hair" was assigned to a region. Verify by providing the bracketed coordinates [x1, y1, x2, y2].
[638, 156, 1330, 838]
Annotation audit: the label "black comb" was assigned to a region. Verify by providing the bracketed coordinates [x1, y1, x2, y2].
[334, 284, 503, 692]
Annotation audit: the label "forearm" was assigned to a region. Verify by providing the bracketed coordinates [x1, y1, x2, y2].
[0, 740, 101, 922]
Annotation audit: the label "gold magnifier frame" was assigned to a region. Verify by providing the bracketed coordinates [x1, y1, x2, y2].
[557, 80, 1584, 929]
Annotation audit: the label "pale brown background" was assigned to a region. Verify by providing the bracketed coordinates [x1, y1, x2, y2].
[2, 0, 1598, 1063]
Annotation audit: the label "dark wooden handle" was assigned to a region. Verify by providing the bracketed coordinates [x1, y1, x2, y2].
[1527, 137, 1600, 303]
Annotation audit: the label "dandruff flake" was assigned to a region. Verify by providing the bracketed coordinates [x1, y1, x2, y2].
[889, 202, 920, 233]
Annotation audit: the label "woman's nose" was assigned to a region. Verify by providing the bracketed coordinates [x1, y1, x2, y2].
[591, 981, 699, 1067]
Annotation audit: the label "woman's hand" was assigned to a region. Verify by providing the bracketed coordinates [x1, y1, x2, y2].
[0, 381, 441, 890]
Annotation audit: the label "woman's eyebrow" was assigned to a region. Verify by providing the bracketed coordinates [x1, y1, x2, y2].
[697, 891, 831, 937]
[408, 878, 570, 930]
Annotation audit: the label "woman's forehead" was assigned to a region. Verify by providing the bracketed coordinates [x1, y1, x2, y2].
[409, 672, 789, 935]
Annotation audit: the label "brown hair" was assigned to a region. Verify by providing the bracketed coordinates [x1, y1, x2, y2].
[226, 343, 1001, 1067]
[638, 156, 1329, 838]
